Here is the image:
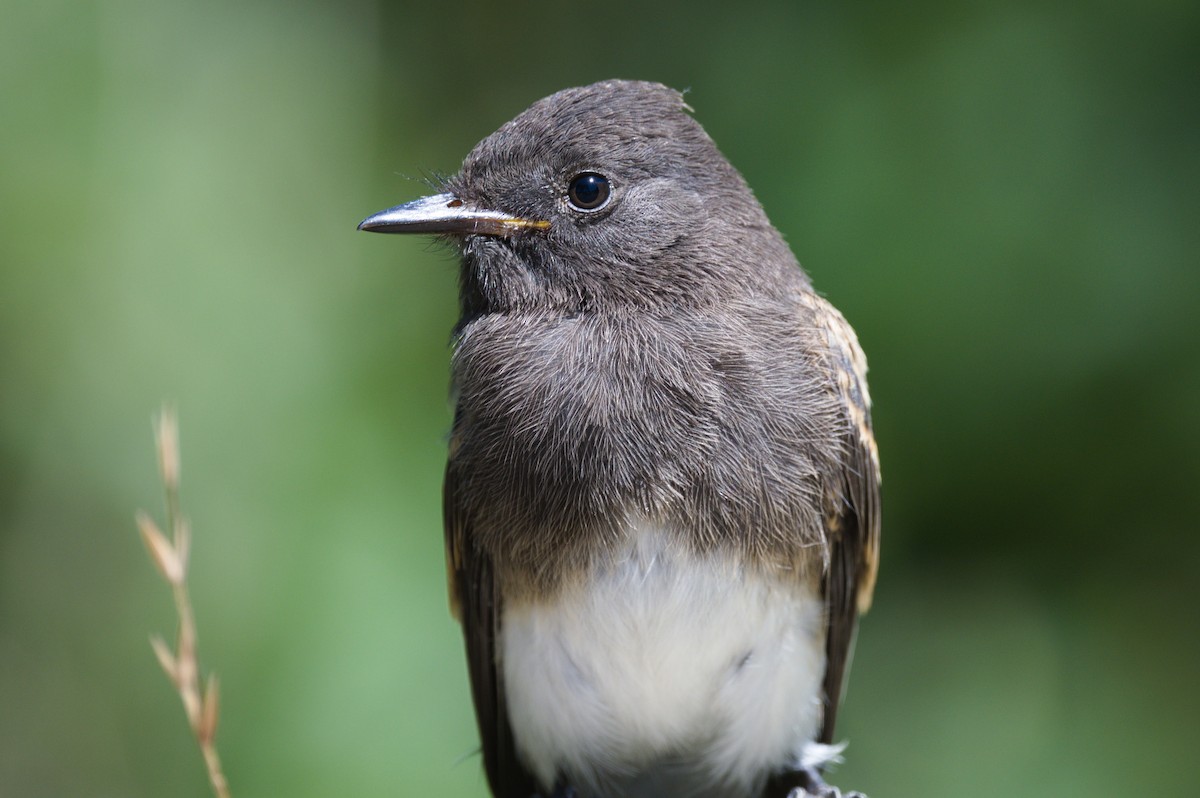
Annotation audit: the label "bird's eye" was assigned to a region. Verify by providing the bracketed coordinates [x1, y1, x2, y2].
[566, 172, 611, 212]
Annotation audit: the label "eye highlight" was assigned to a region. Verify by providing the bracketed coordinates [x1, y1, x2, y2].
[566, 172, 611, 211]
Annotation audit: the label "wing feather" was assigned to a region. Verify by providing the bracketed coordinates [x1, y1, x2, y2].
[444, 456, 540, 797]
[810, 296, 881, 745]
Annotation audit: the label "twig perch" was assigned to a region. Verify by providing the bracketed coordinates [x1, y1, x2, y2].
[137, 407, 231, 798]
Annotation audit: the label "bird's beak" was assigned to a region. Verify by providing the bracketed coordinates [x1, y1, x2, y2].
[357, 192, 549, 237]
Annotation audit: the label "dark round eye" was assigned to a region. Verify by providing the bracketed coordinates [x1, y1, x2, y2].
[567, 172, 611, 211]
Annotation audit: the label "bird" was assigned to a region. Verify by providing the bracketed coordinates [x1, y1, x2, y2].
[358, 80, 880, 798]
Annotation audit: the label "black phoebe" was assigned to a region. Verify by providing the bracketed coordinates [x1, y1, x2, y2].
[358, 80, 879, 798]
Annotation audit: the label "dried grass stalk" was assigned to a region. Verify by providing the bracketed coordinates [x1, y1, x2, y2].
[137, 406, 231, 798]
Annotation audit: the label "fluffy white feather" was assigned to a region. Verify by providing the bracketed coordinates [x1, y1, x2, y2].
[502, 520, 827, 797]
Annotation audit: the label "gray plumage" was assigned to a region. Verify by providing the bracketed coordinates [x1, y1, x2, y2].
[360, 80, 880, 798]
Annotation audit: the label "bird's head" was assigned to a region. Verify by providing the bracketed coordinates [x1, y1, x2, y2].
[359, 80, 797, 316]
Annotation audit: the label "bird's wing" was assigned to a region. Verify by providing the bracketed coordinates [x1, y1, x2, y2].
[810, 295, 881, 745]
[444, 452, 540, 798]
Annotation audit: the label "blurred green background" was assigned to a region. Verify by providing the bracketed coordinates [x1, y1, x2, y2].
[2, 1, 1197, 796]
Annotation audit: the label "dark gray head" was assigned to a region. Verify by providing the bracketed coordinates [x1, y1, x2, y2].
[360, 80, 804, 318]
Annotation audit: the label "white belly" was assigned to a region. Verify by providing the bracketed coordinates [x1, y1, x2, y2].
[501, 522, 827, 797]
